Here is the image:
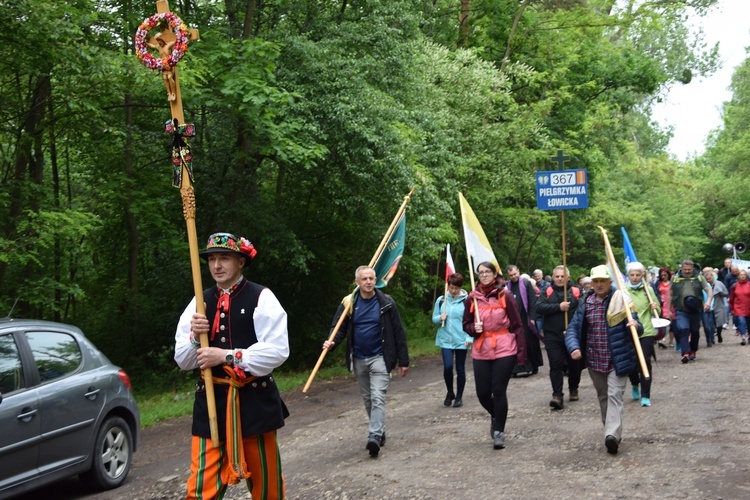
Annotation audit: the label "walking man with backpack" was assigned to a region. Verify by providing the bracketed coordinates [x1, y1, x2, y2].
[671, 259, 713, 363]
[536, 265, 582, 409]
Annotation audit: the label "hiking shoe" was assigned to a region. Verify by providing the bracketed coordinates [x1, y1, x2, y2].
[641, 397, 651, 407]
[688, 351, 696, 360]
[444, 392, 455, 407]
[569, 390, 579, 401]
[605, 435, 619, 455]
[366, 437, 380, 457]
[493, 431, 506, 450]
[681, 355, 689, 364]
[452, 398, 463, 408]
[549, 396, 564, 410]
[631, 386, 640, 400]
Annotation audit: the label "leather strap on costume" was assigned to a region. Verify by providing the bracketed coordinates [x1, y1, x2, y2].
[474, 328, 510, 351]
[204, 365, 257, 484]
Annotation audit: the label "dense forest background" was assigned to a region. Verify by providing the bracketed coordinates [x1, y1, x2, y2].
[2, 0, 747, 382]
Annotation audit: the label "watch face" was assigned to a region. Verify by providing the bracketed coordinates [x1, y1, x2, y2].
[226, 353, 233, 362]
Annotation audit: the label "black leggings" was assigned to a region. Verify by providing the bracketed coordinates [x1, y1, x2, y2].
[628, 336, 654, 398]
[473, 355, 517, 433]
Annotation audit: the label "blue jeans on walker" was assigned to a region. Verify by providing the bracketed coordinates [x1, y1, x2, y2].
[701, 310, 715, 344]
[353, 355, 390, 440]
[675, 310, 701, 355]
[736, 316, 748, 338]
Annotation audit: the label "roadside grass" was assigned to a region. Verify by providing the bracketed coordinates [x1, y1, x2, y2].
[136, 310, 439, 428]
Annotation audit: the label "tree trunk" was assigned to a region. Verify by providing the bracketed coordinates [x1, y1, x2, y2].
[0, 73, 51, 299]
[124, 91, 141, 338]
[457, 0, 471, 48]
[49, 90, 62, 322]
[243, 0, 257, 38]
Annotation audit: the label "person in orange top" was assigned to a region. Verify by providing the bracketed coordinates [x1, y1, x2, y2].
[462, 261, 526, 450]
[729, 269, 750, 345]
[656, 267, 675, 348]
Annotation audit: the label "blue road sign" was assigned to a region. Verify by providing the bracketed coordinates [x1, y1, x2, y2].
[536, 169, 589, 210]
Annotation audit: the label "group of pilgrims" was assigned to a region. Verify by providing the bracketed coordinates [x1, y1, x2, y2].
[431, 257, 741, 454]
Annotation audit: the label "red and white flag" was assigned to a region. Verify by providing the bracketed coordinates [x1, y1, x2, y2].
[445, 243, 455, 283]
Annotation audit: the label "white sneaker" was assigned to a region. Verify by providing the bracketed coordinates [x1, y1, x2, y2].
[723, 323, 729, 329]
[733, 325, 737, 330]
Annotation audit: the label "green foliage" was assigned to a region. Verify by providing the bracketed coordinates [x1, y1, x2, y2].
[0, 0, 735, 385]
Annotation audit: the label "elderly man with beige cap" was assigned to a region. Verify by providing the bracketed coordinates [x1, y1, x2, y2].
[565, 265, 642, 455]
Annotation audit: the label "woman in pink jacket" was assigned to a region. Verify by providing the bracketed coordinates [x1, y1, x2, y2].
[462, 261, 527, 450]
[729, 270, 750, 345]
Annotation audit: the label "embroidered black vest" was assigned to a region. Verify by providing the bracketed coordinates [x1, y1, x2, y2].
[192, 279, 288, 438]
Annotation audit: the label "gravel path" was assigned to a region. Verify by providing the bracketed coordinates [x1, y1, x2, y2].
[25, 332, 750, 499]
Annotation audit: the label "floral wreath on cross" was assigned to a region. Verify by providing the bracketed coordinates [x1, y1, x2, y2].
[134, 11, 190, 71]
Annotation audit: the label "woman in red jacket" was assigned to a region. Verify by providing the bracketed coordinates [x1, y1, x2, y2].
[462, 261, 527, 450]
[729, 270, 750, 345]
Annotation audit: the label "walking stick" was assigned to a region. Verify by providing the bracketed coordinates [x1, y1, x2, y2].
[303, 188, 415, 393]
[137, 1, 219, 446]
[598, 226, 650, 380]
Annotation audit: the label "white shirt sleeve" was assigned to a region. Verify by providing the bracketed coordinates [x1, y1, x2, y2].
[174, 297, 200, 370]
[173, 289, 289, 376]
[234, 288, 289, 376]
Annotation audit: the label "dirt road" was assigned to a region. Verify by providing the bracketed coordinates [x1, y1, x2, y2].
[26, 335, 750, 499]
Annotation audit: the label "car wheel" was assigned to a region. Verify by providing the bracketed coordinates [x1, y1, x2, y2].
[80, 416, 133, 490]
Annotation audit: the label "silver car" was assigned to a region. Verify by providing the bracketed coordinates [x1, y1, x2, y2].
[0, 318, 140, 498]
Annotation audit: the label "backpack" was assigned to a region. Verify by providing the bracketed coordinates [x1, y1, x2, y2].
[546, 285, 580, 300]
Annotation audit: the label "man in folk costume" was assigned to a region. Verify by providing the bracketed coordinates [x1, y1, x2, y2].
[175, 233, 289, 499]
[506, 265, 543, 376]
[565, 265, 641, 455]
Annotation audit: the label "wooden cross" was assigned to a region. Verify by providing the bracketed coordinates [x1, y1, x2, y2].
[549, 148, 571, 325]
[145, 1, 219, 447]
[148, 0, 200, 122]
[550, 149, 570, 170]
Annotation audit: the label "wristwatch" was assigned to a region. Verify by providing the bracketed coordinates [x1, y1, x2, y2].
[225, 350, 234, 364]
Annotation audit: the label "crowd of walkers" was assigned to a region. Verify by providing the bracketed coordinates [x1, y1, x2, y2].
[431, 257, 748, 456]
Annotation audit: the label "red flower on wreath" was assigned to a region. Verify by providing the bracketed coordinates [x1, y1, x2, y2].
[134, 11, 190, 71]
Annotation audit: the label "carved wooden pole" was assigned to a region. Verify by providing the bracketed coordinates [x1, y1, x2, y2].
[137, 1, 219, 446]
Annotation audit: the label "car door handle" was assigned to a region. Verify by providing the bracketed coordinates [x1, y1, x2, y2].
[84, 387, 101, 400]
[17, 407, 38, 422]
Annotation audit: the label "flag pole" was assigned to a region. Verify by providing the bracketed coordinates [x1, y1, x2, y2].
[598, 226, 650, 380]
[302, 188, 415, 393]
[463, 239, 479, 323]
[441, 244, 451, 327]
[561, 211, 569, 326]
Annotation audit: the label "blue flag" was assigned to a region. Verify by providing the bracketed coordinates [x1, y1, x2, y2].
[621, 227, 638, 266]
[373, 214, 405, 288]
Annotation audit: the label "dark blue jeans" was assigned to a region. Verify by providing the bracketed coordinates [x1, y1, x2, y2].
[441, 348, 467, 399]
[675, 310, 701, 355]
[701, 310, 716, 344]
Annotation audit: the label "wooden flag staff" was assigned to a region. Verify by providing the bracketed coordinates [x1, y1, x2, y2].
[137, 1, 219, 446]
[562, 211, 569, 326]
[302, 188, 415, 393]
[598, 226, 650, 380]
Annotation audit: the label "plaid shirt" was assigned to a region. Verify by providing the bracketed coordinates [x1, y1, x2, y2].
[584, 293, 613, 373]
